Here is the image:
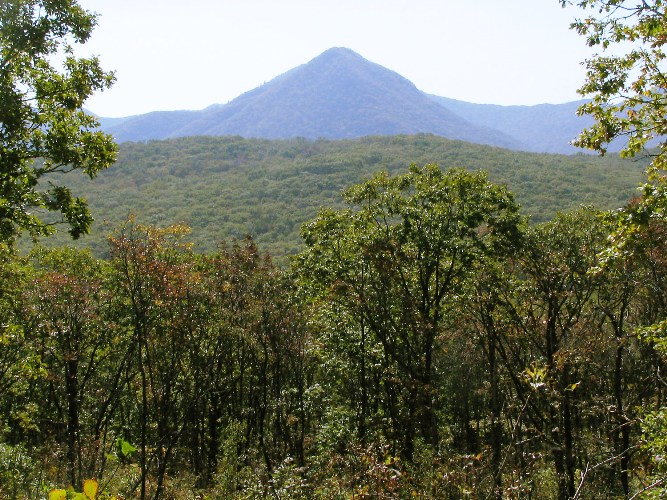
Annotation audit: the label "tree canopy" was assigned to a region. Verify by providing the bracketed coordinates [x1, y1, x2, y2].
[562, 0, 667, 164]
[0, 0, 116, 242]
[4, 0, 667, 498]
[563, 1, 667, 495]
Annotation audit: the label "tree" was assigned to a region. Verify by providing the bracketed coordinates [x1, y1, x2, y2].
[23, 247, 117, 488]
[460, 258, 519, 498]
[562, 1, 667, 163]
[518, 209, 607, 499]
[0, 244, 44, 444]
[563, 1, 667, 495]
[298, 164, 523, 459]
[0, 0, 116, 241]
[108, 219, 196, 500]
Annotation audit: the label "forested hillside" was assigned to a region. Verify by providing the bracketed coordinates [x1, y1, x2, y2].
[38, 135, 645, 261]
[4, 165, 666, 499]
[6, 1, 667, 498]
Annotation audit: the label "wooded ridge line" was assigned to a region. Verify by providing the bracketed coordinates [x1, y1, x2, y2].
[37, 134, 645, 262]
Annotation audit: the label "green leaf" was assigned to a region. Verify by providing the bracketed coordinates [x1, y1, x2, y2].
[48, 490, 67, 500]
[117, 437, 137, 458]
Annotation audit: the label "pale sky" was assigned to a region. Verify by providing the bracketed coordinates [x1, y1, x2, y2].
[76, 0, 595, 118]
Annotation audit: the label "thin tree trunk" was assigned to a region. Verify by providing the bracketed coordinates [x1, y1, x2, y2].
[488, 326, 503, 498]
[614, 341, 630, 496]
[138, 338, 148, 500]
[66, 358, 80, 487]
[207, 392, 221, 485]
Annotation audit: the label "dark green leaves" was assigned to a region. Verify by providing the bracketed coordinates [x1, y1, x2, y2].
[297, 164, 524, 454]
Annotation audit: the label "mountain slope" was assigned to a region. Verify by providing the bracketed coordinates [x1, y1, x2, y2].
[178, 48, 521, 147]
[100, 47, 602, 154]
[39, 135, 645, 262]
[101, 110, 204, 142]
[103, 48, 522, 148]
[427, 96, 592, 154]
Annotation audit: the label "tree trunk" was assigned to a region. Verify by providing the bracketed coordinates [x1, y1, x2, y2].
[207, 392, 221, 485]
[138, 338, 148, 500]
[358, 320, 368, 442]
[563, 388, 576, 499]
[488, 327, 503, 498]
[614, 341, 630, 495]
[66, 358, 80, 487]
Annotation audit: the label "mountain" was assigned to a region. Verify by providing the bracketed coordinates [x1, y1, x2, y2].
[100, 48, 521, 149]
[99, 47, 592, 154]
[426, 96, 593, 154]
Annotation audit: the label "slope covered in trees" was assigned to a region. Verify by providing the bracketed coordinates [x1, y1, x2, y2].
[38, 135, 645, 261]
[2, 165, 666, 498]
[5, 0, 667, 498]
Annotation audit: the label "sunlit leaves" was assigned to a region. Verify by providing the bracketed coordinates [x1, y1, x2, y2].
[0, 0, 117, 241]
[48, 489, 67, 500]
[562, 1, 667, 165]
[48, 478, 101, 500]
[82, 478, 98, 499]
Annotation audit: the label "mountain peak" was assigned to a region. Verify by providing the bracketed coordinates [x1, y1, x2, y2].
[101, 48, 535, 149]
[312, 46, 364, 61]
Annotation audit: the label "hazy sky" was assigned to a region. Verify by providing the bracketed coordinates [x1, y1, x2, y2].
[76, 0, 595, 117]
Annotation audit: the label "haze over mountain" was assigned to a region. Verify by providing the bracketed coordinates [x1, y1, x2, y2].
[427, 96, 593, 154]
[99, 48, 592, 154]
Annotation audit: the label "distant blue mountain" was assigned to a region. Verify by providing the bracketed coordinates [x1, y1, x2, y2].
[426, 96, 593, 154]
[99, 47, 592, 154]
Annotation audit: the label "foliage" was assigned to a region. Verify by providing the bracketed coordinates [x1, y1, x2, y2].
[562, 1, 667, 496]
[0, 443, 35, 498]
[1, 163, 667, 497]
[0, 0, 117, 242]
[34, 134, 645, 263]
[24, 247, 118, 487]
[2, 1, 665, 497]
[48, 478, 116, 500]
[298, 164, 523, 459]
[562, 0, 667, 163]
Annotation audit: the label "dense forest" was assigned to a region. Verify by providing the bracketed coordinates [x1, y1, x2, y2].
[2, 164, 667, 498]
[37, 135, 645, 263]
[4, 0, 667, 498]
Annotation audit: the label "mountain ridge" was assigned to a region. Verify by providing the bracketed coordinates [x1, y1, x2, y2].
[98, 47, 591, 154]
